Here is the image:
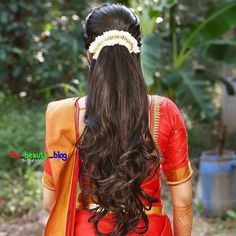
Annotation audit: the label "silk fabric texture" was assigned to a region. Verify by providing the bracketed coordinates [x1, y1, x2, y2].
[42, 95, 193, 236]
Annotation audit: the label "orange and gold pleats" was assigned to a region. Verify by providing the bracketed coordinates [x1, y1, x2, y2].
[65, 97, 81, 236]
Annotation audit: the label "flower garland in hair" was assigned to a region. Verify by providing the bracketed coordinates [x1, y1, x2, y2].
[88, 30, 140, 60]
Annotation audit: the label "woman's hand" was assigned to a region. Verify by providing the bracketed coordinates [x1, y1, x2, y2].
[170, 179, 193, 236]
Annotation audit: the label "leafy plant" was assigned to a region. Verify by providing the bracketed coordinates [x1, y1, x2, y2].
[0, 166, 42, 223]
[0, 93, 47, 222]
[226, 209, 236, 219]
[141, 33, 161, 85]
[131, 0, 236, 122]
[0, 0, 89, 100]
[201, 38, 236, 65]
[0, 92, 45, 172]
[176, 0, 236, 68]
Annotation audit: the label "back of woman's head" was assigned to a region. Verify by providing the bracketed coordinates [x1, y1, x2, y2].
[78, 3, 160, 236]
[83, 3, 141, 51]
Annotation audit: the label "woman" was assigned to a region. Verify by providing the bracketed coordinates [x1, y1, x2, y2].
[42, 3, 193, 236]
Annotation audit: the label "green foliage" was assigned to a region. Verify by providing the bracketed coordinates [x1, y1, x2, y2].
[129, 0, 158, 36]
[202, 39, 236, 65]
[194, 199, 204, 216]
[2, 0, 235, 122]
[0, 92, 45, 171]
[178, 0, 236, 68]
[167, 70, 217, 120]
[131, 0, 236, 122]
[0, 0, 89, 100]
[141, 33, 161, 85]
[0, 0, 130, 100]
[0, 93, 46, 221]
[183, 1, 236, 46]
[0, 166, 42, 223]
[188, 123, 218, 158]
[226, 210, 236, 219]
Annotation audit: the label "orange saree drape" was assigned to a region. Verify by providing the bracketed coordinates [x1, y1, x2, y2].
[42, 97, 80, 236]
[42, 95, 193, 236]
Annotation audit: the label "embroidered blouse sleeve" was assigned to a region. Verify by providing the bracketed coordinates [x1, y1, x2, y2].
[160, 98, 193, 186]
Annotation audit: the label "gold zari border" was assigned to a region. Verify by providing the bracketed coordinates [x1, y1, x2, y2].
[165, 161, 193, 186]
[42, 172, 56, 191]
[79, 203, 163, 215]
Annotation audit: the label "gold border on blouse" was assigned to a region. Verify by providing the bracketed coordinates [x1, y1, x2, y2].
[164, 161, 194, 186]
[78, 202, 163, 215]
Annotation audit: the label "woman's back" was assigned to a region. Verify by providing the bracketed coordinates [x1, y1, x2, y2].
[74, 94, 193, 235]
[42, 93, 193, 235]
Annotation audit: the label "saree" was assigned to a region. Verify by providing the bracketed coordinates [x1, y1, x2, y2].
[42, 95, 193, 236]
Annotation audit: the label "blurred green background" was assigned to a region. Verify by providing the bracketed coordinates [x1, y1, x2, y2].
[0, 0, 236, 235]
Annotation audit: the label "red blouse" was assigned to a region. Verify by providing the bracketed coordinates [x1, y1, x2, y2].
[42, 95, 193, 236]
[138, 96, 193, 210]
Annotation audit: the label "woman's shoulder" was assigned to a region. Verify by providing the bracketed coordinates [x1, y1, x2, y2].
[47, 95, 180, 113]
[45, 97, 78, 145]
[46, 97, 78, 115]
[47, 95, 87, 110]
[77, 95, 87, 110]
[151, 95, 180, 113]
[151, 95, 184, 130]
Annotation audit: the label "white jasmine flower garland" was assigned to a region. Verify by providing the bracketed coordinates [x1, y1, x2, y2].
[88, 30, 140, 60]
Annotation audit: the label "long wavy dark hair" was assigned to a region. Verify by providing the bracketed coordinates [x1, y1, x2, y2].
[76, 3, 160, 236]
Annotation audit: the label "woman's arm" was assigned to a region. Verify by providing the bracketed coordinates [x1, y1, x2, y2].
[170, 179, 193, 236]
[157, 98, 193, 235]
[42, 186, 56, 213]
